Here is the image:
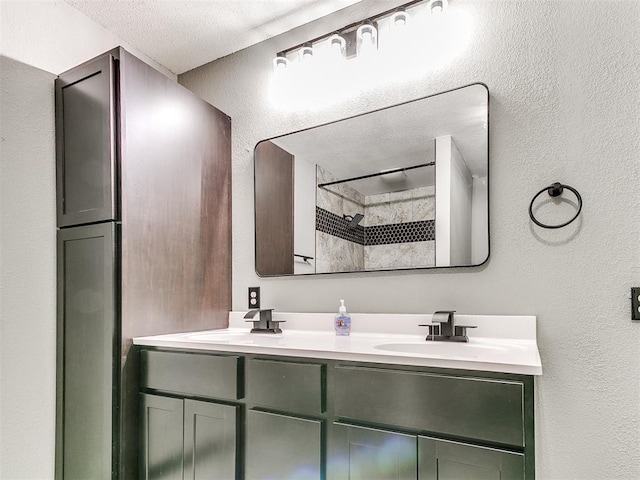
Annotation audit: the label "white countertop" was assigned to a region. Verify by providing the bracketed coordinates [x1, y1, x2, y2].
[133, 312, 542, 375]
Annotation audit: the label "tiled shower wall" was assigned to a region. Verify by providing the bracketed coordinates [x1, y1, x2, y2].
[364, 186, 435, 269]
[316, 166, 435, 272]
[316, 166, 365, 273]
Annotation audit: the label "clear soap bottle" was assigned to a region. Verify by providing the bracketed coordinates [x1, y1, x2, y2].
[334, 299, 351, 336]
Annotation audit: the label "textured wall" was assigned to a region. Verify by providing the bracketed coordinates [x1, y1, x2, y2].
[180, 1, 640, 478]
[0, 0, 175, 79]
[0, 56, 57, 479]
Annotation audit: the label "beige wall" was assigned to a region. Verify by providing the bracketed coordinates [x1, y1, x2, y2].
[180, 1, 640, 478]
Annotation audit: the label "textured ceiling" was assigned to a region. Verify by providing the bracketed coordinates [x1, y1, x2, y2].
[64, 0, 362, 75]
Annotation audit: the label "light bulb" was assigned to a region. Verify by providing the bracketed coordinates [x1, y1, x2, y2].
[273, 55, 289, 72]
[356, 23, 378, 58]
[329, 34, 346, 60]
[390, 10, 410, 28]
[427, 0, 449, 14]
[299, 46, 314, 62]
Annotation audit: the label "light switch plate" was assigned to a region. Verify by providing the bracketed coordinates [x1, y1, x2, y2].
[632, 287, 640, 321]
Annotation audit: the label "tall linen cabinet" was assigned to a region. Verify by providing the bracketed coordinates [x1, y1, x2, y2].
[55, 48, 231, 478]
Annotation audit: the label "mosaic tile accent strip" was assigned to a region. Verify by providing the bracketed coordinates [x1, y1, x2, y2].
[316, 207, 435, 246]
[316, 207, 365, 245]
[365, 220, 435, 246]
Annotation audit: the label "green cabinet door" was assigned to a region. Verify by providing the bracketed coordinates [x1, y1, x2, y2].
[246, 410, 322, 480]
[56, 53, 117, 227]
[140, 394, 184, 480]
[56, 223, 116, 479]
[418, 437, 524, 480]
[331, 423, 417, 480]
[184, 399, 238, 480]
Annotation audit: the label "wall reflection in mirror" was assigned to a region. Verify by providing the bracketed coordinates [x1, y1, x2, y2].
[254, 83, 489, 276]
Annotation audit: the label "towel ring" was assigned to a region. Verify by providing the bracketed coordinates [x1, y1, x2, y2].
[529, 182, 582, 229]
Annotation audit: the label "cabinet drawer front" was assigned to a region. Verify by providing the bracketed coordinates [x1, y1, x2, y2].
[334, 366, 524, 448]
[141, 350, 240, 400]
[247, 359, 324, 415]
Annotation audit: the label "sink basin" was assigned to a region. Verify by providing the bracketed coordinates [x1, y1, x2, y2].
[374, 342, 508, 358]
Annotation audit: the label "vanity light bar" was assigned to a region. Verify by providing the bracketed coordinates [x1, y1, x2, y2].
[273, 0, 427, 64]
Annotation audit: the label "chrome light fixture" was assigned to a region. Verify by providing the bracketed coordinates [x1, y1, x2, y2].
[271, 0, 452, 75]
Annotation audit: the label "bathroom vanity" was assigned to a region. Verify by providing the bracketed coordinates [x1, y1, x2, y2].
[134, 313, 540, 480]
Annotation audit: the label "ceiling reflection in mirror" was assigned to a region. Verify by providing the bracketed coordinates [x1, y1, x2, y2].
[254, 83, 489, 276]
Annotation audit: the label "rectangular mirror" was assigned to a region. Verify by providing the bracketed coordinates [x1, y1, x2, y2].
[254, 83, 489, 276]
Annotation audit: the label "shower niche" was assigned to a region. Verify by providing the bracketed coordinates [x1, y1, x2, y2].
[254, 83, 489, 276]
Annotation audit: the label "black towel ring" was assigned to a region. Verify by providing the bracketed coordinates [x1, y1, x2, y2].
[529, 182, 582, 229]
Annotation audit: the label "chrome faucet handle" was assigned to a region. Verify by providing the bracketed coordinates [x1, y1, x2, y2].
[454, 325, 477, 337]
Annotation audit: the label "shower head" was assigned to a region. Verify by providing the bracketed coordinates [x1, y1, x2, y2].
[344, 213, 364, 229]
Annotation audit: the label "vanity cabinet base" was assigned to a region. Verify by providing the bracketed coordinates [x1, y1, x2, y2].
[138, 349, 534, 480]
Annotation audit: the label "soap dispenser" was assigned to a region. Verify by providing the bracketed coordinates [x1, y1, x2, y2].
[334, 299, 351, 336]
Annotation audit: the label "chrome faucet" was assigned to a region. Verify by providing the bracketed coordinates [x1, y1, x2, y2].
[244, 309, 285, 334]
[419, 311, 476, 343]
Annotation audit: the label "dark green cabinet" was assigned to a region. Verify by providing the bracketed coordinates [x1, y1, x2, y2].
[55, 47, 232, 479]
[418, 437, 524, 480]
[140, 394, 184, 480]
[140, 394, 238, 480]
[246, 410, 322, 480]
[138, 349, 535, 480]
[56, 53, 117, 227]
[331, 423, 417, 480]
[184, 400, 238, 480]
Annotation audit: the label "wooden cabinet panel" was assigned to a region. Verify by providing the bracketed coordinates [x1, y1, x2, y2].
[184, 400, 237, 480]
[247, 359, 324, 415]
[140, 350, 240, 400]
[418, 437, 524, 480]
[56, 54, 116, 227]
[139, 394, 184, 480]
[56, 223, 116, 479]
[332, 423, 417, 480]
[119, 48, 232, 341]
[254, 140, 294, 276]
[246, 410, 322, 480]
[335, 366, 525, 448]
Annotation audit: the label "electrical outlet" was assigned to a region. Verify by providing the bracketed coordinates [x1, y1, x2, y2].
[632, 287, 640, 321]
[248, 287, 260, 310]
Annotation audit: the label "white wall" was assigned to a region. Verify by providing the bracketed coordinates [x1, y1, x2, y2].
[294, 156, 316, 274]
[0, 0, 175, 79]
[0, 57, 57, 479]
[435, 135, 453, 266]
[179, 1, 640, 479]
[471, 176, 489, 264]
[449, 138, 473, 265]
[435, 135, 473, 266]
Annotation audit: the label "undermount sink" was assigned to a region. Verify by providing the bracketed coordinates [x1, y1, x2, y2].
[374, 342, 509, 358]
